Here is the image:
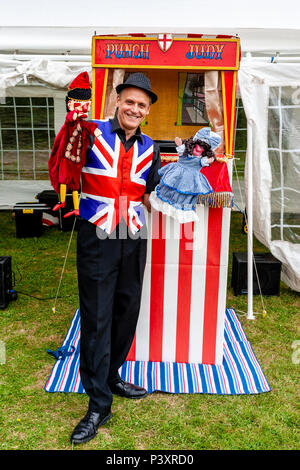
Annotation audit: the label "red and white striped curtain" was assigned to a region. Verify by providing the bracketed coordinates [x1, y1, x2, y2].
[127, 205, 231, 366]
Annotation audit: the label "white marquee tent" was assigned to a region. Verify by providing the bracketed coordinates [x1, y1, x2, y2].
[1, 0, 300, 298]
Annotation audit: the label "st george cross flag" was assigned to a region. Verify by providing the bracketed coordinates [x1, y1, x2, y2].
[157, 34, 173, 52]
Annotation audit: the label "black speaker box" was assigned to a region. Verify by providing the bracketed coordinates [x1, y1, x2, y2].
[232, 252, 282, 296]
[0, 256, 13, 309]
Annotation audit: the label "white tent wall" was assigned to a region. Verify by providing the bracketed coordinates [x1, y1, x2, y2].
[0, 59, 93, 208]
[0, 83, 71, 209]
[0, 62, 93, 133]
[0, 58, 92, 97]
[238, 62, 300, 292]
[4, 85, 67, 135]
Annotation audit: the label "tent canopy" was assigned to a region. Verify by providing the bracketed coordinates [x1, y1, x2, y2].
[1, 0, 299, 30]
[1, 0, 300, 57]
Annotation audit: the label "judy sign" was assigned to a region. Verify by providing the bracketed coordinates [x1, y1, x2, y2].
[186, 44, 225, 60]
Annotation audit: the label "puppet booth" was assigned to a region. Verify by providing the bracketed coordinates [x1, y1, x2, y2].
[93, 34, 238, 364]
[45, 34, 271, 396]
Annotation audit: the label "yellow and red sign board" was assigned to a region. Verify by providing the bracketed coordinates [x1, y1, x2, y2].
[93, 35, 240, 71]
[92, 34, 240, 155]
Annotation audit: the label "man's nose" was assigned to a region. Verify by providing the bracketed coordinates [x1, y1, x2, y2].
[131, 102, 139, 114]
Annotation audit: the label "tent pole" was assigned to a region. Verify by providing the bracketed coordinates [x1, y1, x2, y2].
[247, 120, 255, 320]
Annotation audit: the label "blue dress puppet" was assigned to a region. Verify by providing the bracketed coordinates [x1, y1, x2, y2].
[149, 127, 222, 223]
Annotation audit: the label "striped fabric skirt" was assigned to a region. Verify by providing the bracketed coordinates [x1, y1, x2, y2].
[44, 308, 271, 395]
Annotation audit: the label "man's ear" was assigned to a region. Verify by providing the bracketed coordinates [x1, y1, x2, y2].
[145, 101, 151, 115]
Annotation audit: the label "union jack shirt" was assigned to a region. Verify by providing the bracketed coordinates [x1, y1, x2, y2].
[79, 119, 158, 235]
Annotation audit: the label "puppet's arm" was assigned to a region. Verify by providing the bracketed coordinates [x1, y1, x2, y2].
[200, 156, 215, 167]
[175, 137, 186, 158]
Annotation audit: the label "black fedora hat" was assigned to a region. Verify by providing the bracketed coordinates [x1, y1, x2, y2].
[116, 72, 158, 104]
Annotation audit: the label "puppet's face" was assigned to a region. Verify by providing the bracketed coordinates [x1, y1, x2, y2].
[67, 99, 91, 118]
[192, 144, 204, 157]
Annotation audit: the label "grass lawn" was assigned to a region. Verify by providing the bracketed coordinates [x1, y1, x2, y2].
[0, 209, 299, 450]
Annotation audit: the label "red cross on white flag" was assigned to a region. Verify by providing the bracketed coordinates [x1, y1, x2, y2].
[157, 34, 173, 52]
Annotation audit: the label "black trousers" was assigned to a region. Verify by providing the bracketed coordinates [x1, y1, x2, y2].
[77, 218, 147, 411]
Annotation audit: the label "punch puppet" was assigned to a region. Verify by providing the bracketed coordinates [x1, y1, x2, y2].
[48, 72, 100, 217]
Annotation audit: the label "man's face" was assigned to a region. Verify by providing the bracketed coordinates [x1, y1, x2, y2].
[116, 87, 151, 133]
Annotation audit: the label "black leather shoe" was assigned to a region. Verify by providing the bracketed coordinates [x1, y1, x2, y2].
[70, 408, 112, 444]
[109, 379, 148, 399]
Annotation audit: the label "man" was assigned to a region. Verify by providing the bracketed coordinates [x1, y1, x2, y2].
[70, 73, 160, 444]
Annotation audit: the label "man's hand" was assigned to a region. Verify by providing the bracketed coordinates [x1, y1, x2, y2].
[142, 193, 151, 213]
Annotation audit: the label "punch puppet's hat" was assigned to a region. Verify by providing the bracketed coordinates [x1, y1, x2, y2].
[67, 72, 92, 101]
[193, 127, 221, 151]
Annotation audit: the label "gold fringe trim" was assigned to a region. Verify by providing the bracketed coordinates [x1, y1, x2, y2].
[160, 154, 178, 163]
[198, 192, 233, 208]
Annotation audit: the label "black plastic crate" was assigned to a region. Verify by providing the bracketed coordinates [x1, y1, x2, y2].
[13, 202, 50, 238]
